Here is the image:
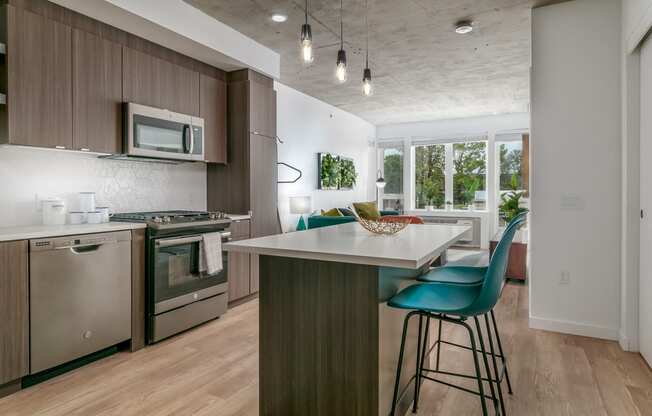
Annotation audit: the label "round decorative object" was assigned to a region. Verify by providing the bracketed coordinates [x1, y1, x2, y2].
[357, 217, 411, 235]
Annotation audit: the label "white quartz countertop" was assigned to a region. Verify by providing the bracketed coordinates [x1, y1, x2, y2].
[0, 222, 147, 242]
[224, 222, 471, 269]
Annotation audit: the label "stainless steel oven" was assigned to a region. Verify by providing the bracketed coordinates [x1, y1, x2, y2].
[149, 230, 230, 343]
[125, 102, 204, 162]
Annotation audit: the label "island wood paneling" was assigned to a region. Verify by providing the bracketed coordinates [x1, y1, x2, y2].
[130, 229, 146, 352]
[72, 28, 123, 154]
[259, 255, 379, 415]
[0, 240, 28, 385]
[7, 5, 72, 149]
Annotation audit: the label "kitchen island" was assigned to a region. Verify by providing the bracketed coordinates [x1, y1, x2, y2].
[224, 221, 470, 416]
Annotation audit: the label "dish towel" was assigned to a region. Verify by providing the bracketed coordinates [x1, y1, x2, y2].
[200, 232, 223, 275]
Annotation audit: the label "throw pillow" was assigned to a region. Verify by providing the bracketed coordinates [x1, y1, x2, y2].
[321, 208, 343, 217]
[352, 201, 381, 220]
[338, 207, 355, 217]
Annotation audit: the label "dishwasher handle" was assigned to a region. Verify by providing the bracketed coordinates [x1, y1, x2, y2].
[55, 240, 117, 252]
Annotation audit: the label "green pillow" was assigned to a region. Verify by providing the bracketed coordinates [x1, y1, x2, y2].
[352, 201, 381, 220]
[321, 208, 343, 217]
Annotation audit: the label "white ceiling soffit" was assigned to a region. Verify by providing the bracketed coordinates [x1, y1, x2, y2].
[48, 0, 281, 78]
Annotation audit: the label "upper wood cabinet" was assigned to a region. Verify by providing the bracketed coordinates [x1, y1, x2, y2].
[200, 74, 227, 164]
[6, 5, 72, 149]
[72, 29, 123, 154]
[249, 76, 276, 138]
[0, 240, 29, 385]
[122, 47, 200, 116]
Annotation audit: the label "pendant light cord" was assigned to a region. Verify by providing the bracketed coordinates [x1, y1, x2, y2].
[365, 0, 368, 67]
[340, 0, 343, 49]
[305, 0, 308, 23]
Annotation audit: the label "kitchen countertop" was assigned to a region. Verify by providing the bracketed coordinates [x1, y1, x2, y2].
[0, 222, 147, 242]
[224, 222, 471, 269]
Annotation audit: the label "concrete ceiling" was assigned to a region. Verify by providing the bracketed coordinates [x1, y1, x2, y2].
[184, 0, 563, 125]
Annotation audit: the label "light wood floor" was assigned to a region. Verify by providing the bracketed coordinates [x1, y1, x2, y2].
[0, 283, 650, 416]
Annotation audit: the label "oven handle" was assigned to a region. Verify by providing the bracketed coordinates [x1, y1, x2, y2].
[155, 232, 231, 248]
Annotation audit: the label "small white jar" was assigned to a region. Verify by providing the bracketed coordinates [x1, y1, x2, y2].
[86, 211, 103, 224]
[96, 207, 110, 223]
[78, 192, 96, 213]
[69, 211, 85, 224]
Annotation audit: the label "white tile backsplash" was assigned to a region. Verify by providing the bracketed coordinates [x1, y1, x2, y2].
[0, 146, 207, 227]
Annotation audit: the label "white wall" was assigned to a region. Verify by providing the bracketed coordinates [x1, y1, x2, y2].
[0, 146, 206, 227]
[530, 0, 622, 340]
[275, 82, 376, 232]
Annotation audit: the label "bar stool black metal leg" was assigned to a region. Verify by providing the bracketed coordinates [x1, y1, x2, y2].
[391, 311, 414, 416]
[474, 316, 498, 414]
[435, 315, 443, 371]
[485, 314, 506, 415]
[414, 315, 430, 413]
[412, 314, 424, 413]
[490, 309, 513, 395]
[462, 320, 488, 416]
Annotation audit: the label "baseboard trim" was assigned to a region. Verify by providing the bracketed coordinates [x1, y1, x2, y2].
[529, 316, 619, 341]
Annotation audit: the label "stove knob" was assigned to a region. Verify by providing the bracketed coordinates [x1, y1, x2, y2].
[209, 212, 217, 220]
[163, 216, 171, 223]
[153, 217, 163, 223]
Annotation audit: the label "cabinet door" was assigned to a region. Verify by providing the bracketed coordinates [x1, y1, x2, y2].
[123, 47, 200, 116]
[200, 74, 227, 163]
[0, 240, 28, 384]
[73, 29, 123, 153]
[7, 6, 72, 149]
[250, 133, 280, 237]
[249, 79, 276, 138]
[228, 251, 251, 302]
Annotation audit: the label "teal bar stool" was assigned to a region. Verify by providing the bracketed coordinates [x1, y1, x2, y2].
[388, 221, 520, 416]
[416, 212, 527, 415]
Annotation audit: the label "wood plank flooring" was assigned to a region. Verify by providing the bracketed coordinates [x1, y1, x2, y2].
[0, 283, 650, 415]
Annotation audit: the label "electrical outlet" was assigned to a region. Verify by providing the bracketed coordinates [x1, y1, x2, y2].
[559, 270, 571, 285]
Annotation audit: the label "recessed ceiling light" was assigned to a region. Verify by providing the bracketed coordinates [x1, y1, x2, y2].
[271, 14, 288, 23]
[455, 20, 473, 34]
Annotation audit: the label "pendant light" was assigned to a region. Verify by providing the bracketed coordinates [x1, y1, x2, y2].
[335, 0, 347, 83]
[300, 0, 313, 64]
[362, 0, 372, 96]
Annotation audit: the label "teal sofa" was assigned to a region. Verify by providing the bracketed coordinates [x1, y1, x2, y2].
[307, 210, 399, 230]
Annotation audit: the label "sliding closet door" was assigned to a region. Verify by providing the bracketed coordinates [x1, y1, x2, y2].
[640, 38, 652, 365]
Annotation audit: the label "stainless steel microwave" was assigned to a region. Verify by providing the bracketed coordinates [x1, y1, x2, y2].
[124, 103, 204, 162]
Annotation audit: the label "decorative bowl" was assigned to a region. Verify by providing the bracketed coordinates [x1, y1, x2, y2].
[357, 217, 411, 235]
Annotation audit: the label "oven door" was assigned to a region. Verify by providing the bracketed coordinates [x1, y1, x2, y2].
[152, 233, 228, 314]
[126, 103, 204, 161]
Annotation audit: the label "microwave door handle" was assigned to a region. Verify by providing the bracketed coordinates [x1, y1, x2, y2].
[182, 124, 191, 153]
[189, 123, 195, 155]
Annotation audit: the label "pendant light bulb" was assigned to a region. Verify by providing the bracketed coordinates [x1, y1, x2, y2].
[336, 49, 347, 83]
[362, 68, 373, 96]
[300, 23, 313, 64]
[300, 0, 313, 65]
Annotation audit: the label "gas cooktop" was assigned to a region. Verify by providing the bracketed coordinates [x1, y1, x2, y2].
[111, 210, 231, 230]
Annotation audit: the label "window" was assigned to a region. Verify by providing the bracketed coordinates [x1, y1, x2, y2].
[498, 141, 523, 191]
[453, 142, 487, 210]
[379, 145, 404, 211]
[414, 144, 446, 209]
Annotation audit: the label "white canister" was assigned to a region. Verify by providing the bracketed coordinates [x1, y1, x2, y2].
[96, 207, 110, 223]
[86, 211, 103, 224]
[42, 198, 65, 225]
[49, 204, 66, 225]
[78, 192, 96, 213]
[69, 211, 85, 224]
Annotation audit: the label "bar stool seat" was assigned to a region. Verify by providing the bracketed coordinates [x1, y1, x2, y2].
[418, 265, 487, 285]
[388, 282, 482, 315]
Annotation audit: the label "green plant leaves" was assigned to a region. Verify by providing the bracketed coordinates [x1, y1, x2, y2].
[318, 153, 357, 190]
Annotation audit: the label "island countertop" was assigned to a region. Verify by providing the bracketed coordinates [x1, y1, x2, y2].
[223, 222, 471, 269]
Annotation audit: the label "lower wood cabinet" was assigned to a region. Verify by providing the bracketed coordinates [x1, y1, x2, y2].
[227, 219, 259, 303]
[0, 240, 28, 385]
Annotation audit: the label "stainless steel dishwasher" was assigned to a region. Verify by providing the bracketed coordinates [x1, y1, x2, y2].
[29, 231, 132, 374]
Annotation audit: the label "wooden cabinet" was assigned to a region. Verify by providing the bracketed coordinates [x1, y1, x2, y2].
[0, 240, 28, 385]
[123, 47, 200, 116]
[207, 69, 281, 246]
[72, 29, 123, 153]
[200, 74, 227, 163]
[227, 219, 254, 302]
[6, 5, 72, 149]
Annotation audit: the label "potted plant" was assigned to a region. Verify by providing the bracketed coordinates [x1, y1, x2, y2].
[499, 175, 528, 224]
[461, 176, 481, 210]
